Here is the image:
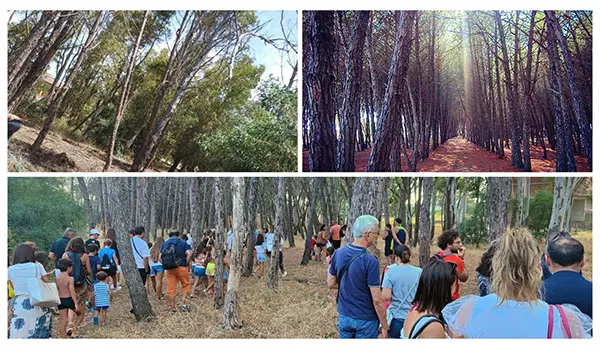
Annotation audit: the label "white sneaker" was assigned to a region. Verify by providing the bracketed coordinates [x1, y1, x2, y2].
[282, 271, 288, 277]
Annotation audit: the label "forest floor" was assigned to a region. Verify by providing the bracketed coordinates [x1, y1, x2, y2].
[302, 137, 591, 172]
[8, 123, 166, 172]
[43, 231, 591, 339]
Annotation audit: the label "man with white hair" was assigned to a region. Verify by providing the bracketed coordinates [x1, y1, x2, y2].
[327, 215, 388, 338]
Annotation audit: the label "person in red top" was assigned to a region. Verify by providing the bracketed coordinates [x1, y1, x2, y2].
[330, 224, 342, 249]
[435, 229, 468, 300]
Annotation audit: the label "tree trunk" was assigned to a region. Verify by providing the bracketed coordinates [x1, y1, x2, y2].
[31, 12, 103, 150]
[223, 177, 245, 329]
[189, 177, 201, 244]
[337, 11, 370, 171]
[547, 11, 592, 170]
[443, 178, 456, 230]
[514, 178, 524, 227]
[487, 177, 512, 242]
[242, 177, 257, 276]
[306, 11, 337, 171]
[301, 178, 318, 265]
[104, 11, 149, 171]
[418, 178, 434, 267]
[268, 178, 285, 289]
[213, 178, 225, 308]
[105, 177, 155, 321]
[77, 177, 94, 229]
[548, 177, 582, 241]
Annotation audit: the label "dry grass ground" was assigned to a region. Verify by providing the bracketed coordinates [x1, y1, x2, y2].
[45, 232, 591, 339]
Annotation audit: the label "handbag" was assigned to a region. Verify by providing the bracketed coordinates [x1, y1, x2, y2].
[547, 304, 572, 338]
[27, 263, 60, 308]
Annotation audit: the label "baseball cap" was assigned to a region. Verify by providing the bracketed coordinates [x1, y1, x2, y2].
[89, 229, 100, 236]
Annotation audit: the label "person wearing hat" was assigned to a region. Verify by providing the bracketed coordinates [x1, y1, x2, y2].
[86, 229, 101, 252]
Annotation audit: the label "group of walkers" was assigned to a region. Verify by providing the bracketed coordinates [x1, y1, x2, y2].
[327, 215, 593, 339]
[8, 224, 274, 338]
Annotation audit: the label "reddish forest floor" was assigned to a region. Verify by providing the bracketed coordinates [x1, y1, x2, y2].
[302, 137, 591, 172]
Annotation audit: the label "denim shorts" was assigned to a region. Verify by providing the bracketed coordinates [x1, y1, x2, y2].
[151, 264, 164, 275]
[192, 266, 206, 278]
[95, 306, 109, 311]
[337, 313, 379, 339]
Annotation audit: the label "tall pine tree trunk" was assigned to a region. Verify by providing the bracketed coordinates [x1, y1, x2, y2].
[105, 177, 155, 321]
[267, 178, 285, 289]
[487, 177, 512, 242]
[223, 177, 245, 329]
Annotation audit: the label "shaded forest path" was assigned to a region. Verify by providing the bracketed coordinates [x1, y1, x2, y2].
[8, 123, 163, 172]
[302, 137, 591, 172]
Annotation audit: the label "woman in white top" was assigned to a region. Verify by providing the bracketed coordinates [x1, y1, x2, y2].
[442, 228, 592, 338]
[8, 244, 52, 338]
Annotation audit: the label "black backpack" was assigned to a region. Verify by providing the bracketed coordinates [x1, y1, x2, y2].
[431, 251, 458, 271]
[68, 252, 88, 286]
[161, 241, 183, 270]
[100, 251, 117, 275]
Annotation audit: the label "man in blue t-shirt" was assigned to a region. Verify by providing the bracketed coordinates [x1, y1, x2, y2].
[161, 231, 192, 312]
[49, 228, 75, 277]
[543, 237, 592, 318]
[327, 215, 388, 339]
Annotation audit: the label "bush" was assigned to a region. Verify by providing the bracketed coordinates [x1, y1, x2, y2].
[459, 201, 487, 247]
[527, 190, 554, 239]
[8, 178, 87, 252]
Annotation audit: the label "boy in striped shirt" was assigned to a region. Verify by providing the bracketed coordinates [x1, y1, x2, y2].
[93, 271, 112, 326]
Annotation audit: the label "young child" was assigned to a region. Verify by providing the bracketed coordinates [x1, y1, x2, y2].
[56, 258, 77, 338]
[310, 235, 316, 260]
[204, 246, 215, 295]
[254, 233, 267, 277]
[93, 271, 112, 326]
[87, 244, 101, 311]
[190, 247, 207, 298]
[325, 246, 336, 301]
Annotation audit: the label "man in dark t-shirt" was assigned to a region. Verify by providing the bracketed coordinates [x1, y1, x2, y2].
[48, 228, 76, 277]
[327, 215, 388, 339]
[85, 229, 101, 252]
[543, 237, 592, 318]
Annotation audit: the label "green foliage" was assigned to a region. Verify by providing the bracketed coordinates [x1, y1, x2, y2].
[459, 198, 487, 247]
[8, 178, 86, 252]
[201, 105, 297, 171]
[527, 190, 554, 239]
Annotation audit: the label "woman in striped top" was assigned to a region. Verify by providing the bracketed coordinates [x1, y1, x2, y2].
[93, 271, 112, 326]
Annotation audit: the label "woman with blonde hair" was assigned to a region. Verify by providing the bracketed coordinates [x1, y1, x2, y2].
[442, 228, 592, 338]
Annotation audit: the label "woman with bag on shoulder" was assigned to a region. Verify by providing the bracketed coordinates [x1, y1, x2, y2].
[442, 229, 592, 338]
[7, 244, 53, 338]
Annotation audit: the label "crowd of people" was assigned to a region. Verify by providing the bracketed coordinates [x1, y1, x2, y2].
[7, 215, 593, 339]
[326, 215, 593, 339]
[7, 225, 287, 338]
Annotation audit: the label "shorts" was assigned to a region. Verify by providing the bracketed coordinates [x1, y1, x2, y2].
[151, 265, 164, 275]
[95, 306, 109, 311]
[166, 266, 190, 297]
[316, 243, 326, 248]
[192, 266, 207, 278]
[138, 268, 148, 285]
[223, 270, 229, 281]
[257, 253, 267, 263]
[58, 297, 76, 310]
[206, 262, 215, 277]
[74, 285, 88, 312]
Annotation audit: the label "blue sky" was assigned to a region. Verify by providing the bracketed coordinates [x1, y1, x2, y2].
[249, 11, 298, 86]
